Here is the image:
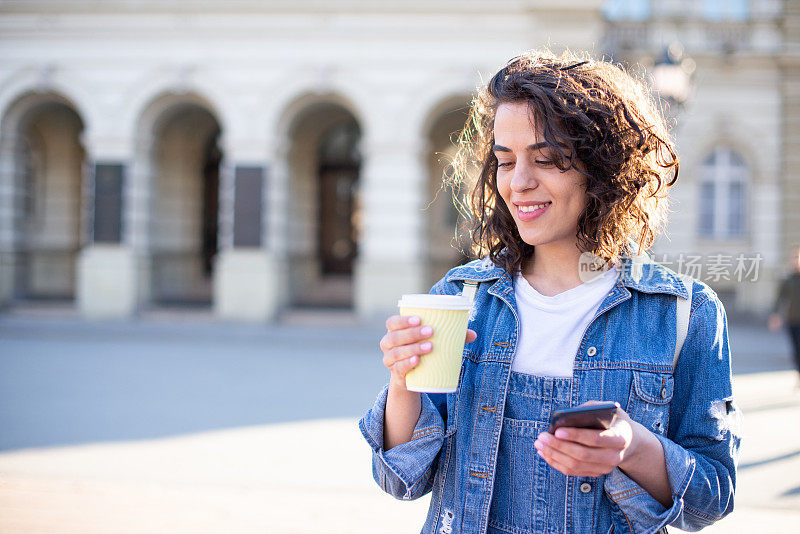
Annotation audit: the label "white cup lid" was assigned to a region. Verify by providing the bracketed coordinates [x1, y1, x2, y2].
[398, 294, 472, 310]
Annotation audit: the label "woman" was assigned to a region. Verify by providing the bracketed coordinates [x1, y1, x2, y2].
[359, 49, 740, 534]
[769, 246, 800, 383]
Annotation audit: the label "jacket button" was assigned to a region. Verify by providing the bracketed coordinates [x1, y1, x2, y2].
[579, 482, 592, 493]
[586, 346, 597, 357]
[661, 387, 669, 399]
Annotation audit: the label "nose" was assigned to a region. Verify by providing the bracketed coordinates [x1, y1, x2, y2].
[509, 161, 538, 192]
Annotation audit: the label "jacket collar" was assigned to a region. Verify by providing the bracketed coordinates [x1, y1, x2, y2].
[445, 248, 689, 300]
[616, 254, 689, 299]
[445, 256, 507, 284]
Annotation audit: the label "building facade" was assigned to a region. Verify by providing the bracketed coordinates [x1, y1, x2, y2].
[0, 0, 791, 320]
[604, 0, 788, 314]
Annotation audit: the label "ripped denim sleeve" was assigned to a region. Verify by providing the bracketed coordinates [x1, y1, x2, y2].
[358, 384, 446, 501]
[605, 293, 742, 533]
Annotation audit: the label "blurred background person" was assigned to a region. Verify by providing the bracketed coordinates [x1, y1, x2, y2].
[769, 246, 800, 384]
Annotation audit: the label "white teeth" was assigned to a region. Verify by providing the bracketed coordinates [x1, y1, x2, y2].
[519, 202, 551, 213]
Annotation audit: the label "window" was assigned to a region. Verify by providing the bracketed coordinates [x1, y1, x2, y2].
[698, 147, 748, 239]
[603, 0, 650, 20]
[702, 0, 748, 21]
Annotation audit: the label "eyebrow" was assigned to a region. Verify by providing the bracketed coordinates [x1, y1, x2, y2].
[492, 142, 568, 153]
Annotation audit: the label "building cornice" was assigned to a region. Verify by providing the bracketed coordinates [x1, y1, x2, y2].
[0, 0, 602, 15]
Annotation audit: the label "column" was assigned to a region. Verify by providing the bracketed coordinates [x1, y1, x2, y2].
[213, 134, 285, 322]
[76, 158, 142, 319]
[74, 117, 141, 318]
[0, 134, 24, 307]
[355, 129, 427, 318]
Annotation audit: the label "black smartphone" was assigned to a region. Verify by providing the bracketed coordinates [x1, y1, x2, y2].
[548, 402, 620, 433]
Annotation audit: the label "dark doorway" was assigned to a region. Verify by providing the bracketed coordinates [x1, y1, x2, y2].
[318, 166, 358, 274]
[317, 121, 361, 276]
[201, 131, 221, 276]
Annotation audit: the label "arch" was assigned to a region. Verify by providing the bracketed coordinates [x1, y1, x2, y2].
[0, 89, 87, 301]
[273, 89, 365, 147]
[123, 68, 232, 147]
[406, 71, 477, 141]
[260, 64, 369, 144]
[0, 68, 94, 139]
[419, 93, 473, 142]
[277, 94, 363, 308]
[128, 91, 224, 307]
[133, 90, 224, 146]
[1, 90, 86, 141]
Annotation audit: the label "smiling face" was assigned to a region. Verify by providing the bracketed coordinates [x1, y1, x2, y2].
[493, 101, 588, 255]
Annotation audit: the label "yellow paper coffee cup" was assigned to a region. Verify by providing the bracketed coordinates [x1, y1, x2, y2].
[398, 294, 472, 393]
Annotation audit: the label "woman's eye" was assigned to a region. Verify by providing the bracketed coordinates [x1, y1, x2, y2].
[498, 161, 514, 168]
[535, 160, 555, 167]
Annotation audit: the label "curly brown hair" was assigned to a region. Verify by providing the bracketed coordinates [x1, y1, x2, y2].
[448, 48, 679, 274]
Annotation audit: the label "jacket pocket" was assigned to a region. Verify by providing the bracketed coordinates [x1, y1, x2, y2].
[626, 370, 673, 436]
[488, 418, 554, 532]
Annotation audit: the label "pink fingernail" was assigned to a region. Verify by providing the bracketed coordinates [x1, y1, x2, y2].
[420, 326, 433, 336]
[555, 429, 567, 439]
[408, 316, 421, 325]
[420, 342, 432, 351]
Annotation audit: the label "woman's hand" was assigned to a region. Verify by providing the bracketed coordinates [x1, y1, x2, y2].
[534, 403, 673, 507]
[380, 315, 477, 450]
[380, 314, 477, 390]
[534, 404, 638, 478]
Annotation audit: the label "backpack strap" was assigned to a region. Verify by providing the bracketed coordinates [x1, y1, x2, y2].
[461, 281, 479, 303]
[674, 275, 693, 368]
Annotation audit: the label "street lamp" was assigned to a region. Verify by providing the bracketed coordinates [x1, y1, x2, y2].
[652, 42, 696, 111]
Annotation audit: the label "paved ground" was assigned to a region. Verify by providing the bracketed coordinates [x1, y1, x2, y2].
[0, 308, 798, 533]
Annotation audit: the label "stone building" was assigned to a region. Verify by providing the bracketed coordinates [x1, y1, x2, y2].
[604, 0, 788, 313]
[0, 0, 792, 321]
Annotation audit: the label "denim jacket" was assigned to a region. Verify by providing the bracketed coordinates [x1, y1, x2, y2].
[359, 253, 740, 534]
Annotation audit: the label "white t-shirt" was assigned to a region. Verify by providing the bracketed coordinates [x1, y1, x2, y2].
[512, 265, 620, 377]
